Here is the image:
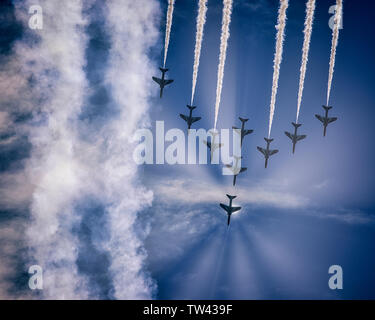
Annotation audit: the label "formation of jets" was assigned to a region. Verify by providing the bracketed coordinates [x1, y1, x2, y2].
[152, 67, 338, 226]
[218, 117, 253, 225]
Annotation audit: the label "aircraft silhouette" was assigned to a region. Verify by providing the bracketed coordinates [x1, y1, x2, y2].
[315, 105, 337, 137]
[285, 122, 306, 154]
[180, 105, 201, 130]
[203, 130, 223, 162]
[219, 194, 241, 226]
[224, 156, 247, 186]
[257, 138, 279, 168]
[232, 117, 253, 146]
[152, 67, 174, 98]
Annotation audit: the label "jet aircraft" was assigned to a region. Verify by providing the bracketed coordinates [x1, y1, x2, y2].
[232, 117, 254, 146]
[203, 130, 223, 162]
[219, 194, 241, 226]
[315, 105, 337, 137]
[180, 105, 201, 130]
[224, 156, 247, 186]
[257, 138, 279, 168]
[285, 122, 306, 154]
[152, 67, 174, 98]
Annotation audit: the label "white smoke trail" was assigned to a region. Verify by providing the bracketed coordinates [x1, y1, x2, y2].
[326, 0, 343, 105]
[163, 0, 175, 68]
[8, 0, 90, 299]
[0, 0, 160, 300]
[268, 0, 289, 138]
[104, 0, 159, 299]
[214, 0, 233, 129]
[296, 0, 316, 123]
[191, 0, 208, 105]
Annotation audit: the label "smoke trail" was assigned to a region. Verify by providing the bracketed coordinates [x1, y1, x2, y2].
[163, 0, 175, 68]
[104, 0, 159, 299]
[268, 0, 289, 138]
[214, 0, 233, 129]
[326, 0, 343, 105]
[296, 0, 316, 123]
[191, 0, 208, 105]
[1, 0, 91, 299]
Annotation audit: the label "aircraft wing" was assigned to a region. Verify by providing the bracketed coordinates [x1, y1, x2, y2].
[152, 77, 162, 85]
[179, 114, 188, 122]
[257, 146, 266, 155]
[284, 131, 293, 140]
[269, 149, 279, 156]
[232, 206, 241, 213]
[244, 129, 253, 136]
[328, 117, 337, 123]
[220, 203, 230, 213]
[164, 79, 174, 85]
[297, 134, 306, 141]
[240, 167, 247, 173]
[191, 116, 201, 123]
[315, 114, 324, 123]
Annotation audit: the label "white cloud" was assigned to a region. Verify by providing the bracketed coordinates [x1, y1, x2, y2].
[307, 209, 375, 225]
[0, 0, 92, 299]
[153, 176, 308, 209]
[0, 0, 163, 299]
[97, 0, 161, 299]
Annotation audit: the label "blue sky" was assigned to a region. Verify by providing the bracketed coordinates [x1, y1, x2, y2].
[0, 0, 375, 299]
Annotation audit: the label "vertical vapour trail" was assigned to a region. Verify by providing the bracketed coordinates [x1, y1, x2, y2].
[163, 0, 175, 68]
[268, 0, 289, 138]
[296, 0, 316, 123]
[8, 0, 90, 298]
[191, 0, 208, 105]
[214, 0, 233, 129]
[326, 0, 343, 105]
[104, 0, 159, 299]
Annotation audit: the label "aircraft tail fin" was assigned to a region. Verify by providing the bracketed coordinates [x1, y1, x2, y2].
[187, 105, 196, 110]
[209, 129, 219, 137]
[292, 122, 302, 128]
[160, 67, 168, 73]
[264, 137, 274, 143]
[226, 194, 236, 200]
[323, 105, 333, 111]
[239, 117, 249, 123]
